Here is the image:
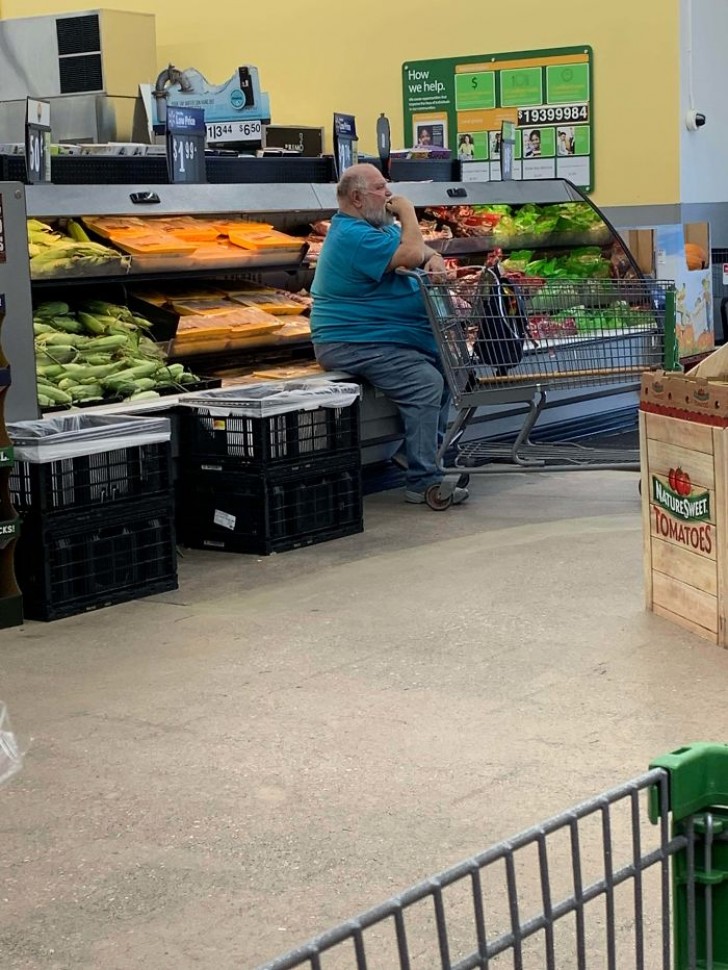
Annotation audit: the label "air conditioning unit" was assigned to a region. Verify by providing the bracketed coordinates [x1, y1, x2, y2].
[0, 9, 157, 143]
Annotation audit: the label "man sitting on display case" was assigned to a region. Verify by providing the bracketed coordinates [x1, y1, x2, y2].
[310, 163, 468, 506]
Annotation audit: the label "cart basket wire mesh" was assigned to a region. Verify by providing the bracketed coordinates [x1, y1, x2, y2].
[257, 743, 728, 970]
[414, 272, 674, 402]
[403, 270, 677, 473]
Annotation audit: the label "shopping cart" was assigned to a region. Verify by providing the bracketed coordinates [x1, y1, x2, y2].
[404, 268, 676, 508]
[257, 743, 727, 970]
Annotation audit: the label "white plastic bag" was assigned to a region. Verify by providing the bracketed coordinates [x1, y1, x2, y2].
[8, 414, 171, 463]
[180, 380, 360, 418]
[0, 702, 23, 787]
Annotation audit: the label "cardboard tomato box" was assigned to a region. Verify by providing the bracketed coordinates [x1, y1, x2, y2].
[641, 370, 728, 643]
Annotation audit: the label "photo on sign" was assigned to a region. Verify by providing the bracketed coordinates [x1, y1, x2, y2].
[523, 127, 556, 158]
[457, 133, 476, 159]
[414, 121, 446, 148]
[523, 128, 542, 158]
[489, 131, 502, 159]
[557, 127, 575, 156]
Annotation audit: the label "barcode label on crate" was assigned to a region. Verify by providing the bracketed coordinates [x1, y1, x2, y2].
[213, 509, 236, 531]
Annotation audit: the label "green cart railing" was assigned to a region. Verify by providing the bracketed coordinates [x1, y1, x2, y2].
[257, 743, 728, 970]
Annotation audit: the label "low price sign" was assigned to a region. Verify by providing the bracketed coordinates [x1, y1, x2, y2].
[166, 107, 206, 184]
[25, 99, 51, 184]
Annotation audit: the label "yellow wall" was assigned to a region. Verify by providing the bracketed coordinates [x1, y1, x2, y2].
[3, 0, 680, 207]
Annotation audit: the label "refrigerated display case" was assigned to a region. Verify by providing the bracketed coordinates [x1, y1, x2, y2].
[11, 176, 657, 454]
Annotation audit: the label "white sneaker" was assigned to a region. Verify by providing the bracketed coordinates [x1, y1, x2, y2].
[405, 486, 470, 506]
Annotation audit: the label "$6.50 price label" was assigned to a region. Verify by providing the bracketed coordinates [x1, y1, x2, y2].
[206, 120, 262, 143]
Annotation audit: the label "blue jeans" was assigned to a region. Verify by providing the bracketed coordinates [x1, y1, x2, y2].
[315, 342, 450, 492]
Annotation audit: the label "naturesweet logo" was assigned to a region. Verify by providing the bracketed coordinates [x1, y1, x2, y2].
[651, 467, 713, 555]
[652, 468, 710, 522]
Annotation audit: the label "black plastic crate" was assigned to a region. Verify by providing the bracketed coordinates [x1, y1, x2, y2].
[16, 497, 178, 621]
[181, 401, 360, 469]
[9, 441, 172, 515]
[178, 458, 362, 555]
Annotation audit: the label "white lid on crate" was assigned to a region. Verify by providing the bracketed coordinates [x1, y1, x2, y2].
[8, 414, 171, 463]
[180, 380, 360, 418]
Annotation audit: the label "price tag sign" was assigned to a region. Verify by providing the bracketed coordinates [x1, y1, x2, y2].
[500, 120, 516, 181]
[333, 113, 358, 179]
[166, 106, 206, 184]
[25, 99, 51, 184]
[206, 119, 262, 144]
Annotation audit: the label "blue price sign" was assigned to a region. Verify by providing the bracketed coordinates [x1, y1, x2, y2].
[166, 107, 206, 184]
[25, 99, 51, 184]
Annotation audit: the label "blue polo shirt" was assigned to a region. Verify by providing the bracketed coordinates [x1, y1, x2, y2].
[310, 212, 437, 355]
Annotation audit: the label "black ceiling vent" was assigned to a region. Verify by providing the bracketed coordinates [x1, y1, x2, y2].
[56, 14, 101, 56]
[59, 53, 104, 94]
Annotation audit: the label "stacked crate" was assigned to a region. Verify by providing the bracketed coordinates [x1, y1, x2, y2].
[8, 415, 178, 621]
[178, 382, 363, 555]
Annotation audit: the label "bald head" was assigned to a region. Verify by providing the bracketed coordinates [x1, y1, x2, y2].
[336, 163, 383, 203]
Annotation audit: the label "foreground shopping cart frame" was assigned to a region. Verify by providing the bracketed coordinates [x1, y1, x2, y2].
[407, 271, 676, 502]
[257, 743, 728, 970]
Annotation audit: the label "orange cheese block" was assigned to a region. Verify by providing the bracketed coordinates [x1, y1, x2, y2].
[229, 290, 309, 314]
[82, 216, 148, 238]
[111, 233, 197, 255]
[275, 316, 312, 338]
[251, 364, 325, 380]
[169, 226, 222, 243]
[227, 228, 302, 251]
[172, 299, 236, 316]
[212, 219, 273, 235]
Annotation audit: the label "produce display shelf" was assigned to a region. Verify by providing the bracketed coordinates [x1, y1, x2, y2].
[429, 227, 612, 256]
[30, 260, 311, 288]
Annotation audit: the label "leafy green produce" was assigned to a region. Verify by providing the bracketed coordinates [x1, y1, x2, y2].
[477, 202, 606, 238]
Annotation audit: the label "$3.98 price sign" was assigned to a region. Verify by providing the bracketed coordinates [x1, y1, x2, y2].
[166, 106, 206, 184]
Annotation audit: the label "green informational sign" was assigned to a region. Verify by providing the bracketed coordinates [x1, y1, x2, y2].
[500, 67, 543, 107]
[546, 63, 590, 103]
[402, 45, 594, 191]
[455, 71, 496, 111]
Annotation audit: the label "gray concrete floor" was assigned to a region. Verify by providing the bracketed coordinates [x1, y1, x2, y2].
[0, 469, 725, 970]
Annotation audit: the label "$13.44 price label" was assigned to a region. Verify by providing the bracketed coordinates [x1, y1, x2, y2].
[206, 120, 262, 143]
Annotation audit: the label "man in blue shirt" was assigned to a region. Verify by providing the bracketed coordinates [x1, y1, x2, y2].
[310, 163, 468, 506]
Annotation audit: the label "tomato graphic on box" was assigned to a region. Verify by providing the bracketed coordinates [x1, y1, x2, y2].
[668, 467, 692, 496]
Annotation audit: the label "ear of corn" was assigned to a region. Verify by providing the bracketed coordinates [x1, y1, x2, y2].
[32, 298, 201, 410]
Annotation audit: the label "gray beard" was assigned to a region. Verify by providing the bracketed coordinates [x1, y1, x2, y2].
[363, 203, 395, 228]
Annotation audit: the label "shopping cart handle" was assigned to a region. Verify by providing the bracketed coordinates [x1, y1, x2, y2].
[395, 267, 427, 278]
[649, 741, 728, 822]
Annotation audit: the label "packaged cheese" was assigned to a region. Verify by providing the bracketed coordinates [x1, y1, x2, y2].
[228, 289, 309, 314]
[228, 227, 303, 251]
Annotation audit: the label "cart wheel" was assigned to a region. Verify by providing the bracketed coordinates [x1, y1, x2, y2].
[457, 473, 471, 488]
[425, 484, 454, 511]
[638, 479, 642, 496]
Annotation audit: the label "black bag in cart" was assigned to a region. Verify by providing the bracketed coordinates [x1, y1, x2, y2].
[470, 266, 529, 376]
